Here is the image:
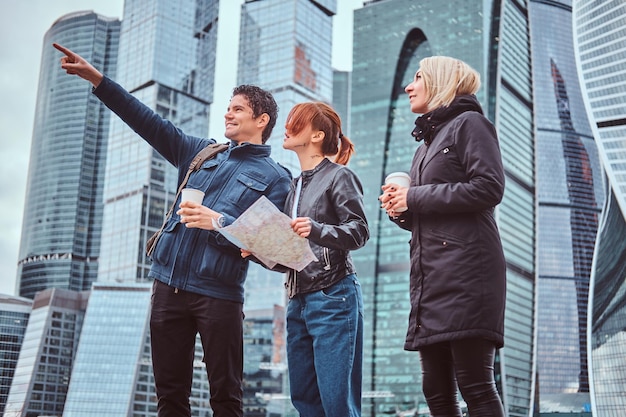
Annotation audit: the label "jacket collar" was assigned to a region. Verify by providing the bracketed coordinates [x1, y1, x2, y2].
[411, 94, 483, 145]
[300, 157, 332, 179]
[229, 140, 272, 157]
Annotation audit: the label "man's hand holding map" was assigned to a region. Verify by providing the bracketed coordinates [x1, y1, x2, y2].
[218, 196, 317, 271]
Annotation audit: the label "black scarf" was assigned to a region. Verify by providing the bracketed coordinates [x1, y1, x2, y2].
[411, 94, 484, 145]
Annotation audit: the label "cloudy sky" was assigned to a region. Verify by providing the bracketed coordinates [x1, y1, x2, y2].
[0, 0, 362, 296]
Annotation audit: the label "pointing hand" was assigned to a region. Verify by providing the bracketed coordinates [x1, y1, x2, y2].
[53, 43, 104, 87]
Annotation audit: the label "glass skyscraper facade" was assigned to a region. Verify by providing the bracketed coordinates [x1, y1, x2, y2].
[350, 1, 535, 416]
[573, 1, 626, 415]
[61, 283, 211, 416]
[243, 306, 294, 416]
[333, 70, 352, 136]
[97, 0, 218, 284]
[237, 0, 337, 175]
[0, 295, 31, 415]
[4, 288, 88, 417]
[16, 11, 120, 299]
[529, 0, 604, 413]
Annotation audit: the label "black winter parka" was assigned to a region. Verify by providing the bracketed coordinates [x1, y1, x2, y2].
[391, 95, 506, 350]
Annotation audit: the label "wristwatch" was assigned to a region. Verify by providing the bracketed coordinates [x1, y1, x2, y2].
[214, 214, 225, 228]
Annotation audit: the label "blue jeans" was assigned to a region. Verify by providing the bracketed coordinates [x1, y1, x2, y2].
[286, 274, 363, 417]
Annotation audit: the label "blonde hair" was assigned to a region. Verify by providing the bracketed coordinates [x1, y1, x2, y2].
[285, 102, 355, 165]
[419, 56, 481, 110]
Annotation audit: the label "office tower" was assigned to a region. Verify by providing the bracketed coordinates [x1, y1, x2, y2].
[529, 0, 604, 413]
[573, 1, 626, 414]
[15, 12, 120, 299]
[0, 295, 31, 415]
[243, 306, 294, 416]
[333, 70, 352, 136]
[350, 1, 535, 416]
[97, 0, 218, 283]
[237, 0, 337, 175]
[4, 288, 89, 417]
[61, 283, 214, 416]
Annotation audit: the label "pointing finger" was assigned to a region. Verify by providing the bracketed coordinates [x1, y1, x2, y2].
[53, 43, 76, 62]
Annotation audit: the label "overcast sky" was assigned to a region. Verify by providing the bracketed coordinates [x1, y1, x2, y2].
[0, 0, 363, 296]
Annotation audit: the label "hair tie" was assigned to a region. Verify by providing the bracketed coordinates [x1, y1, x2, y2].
[339, 132, 344, 139]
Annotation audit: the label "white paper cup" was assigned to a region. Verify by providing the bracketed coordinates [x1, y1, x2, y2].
[384, 172, 410, 212]
[181, 188, 205, 205]
[385, 172, 411, 188]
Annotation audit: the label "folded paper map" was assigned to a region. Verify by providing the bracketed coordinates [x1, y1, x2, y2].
[218, 196, 317, 271]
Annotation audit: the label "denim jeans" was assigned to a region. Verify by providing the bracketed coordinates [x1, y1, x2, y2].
[419, 338, 505, 417]
[286, 274, 363, 417]
[150, 280, 244, 417]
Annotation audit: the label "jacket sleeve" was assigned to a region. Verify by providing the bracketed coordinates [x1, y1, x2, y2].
[93, 76, 209, 168]
[389, 211, 413, 231]
[308, 168, 369, 251]
[263, 167, 293, 221]
[406, 113, 505, 214]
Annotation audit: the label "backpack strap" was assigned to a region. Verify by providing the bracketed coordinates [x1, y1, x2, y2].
[166, 142, 230, 219]
[146, 142, 229, 256]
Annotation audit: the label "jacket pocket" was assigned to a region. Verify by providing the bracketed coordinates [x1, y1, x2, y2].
[227, 172, 269, 206]
[153, 219, 180, 266]
[187, 159, 219, 190]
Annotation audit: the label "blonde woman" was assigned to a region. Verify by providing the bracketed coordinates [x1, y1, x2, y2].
[380, 56, 506, 416]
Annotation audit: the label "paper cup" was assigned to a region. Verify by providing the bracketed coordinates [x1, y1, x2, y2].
[385, 172, 411, 188]
[384, 172, 410, 212]
[181, 188, 205, 205]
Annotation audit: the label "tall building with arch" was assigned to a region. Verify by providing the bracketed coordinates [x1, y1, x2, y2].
[15, 11, 120, 299]
[573, 1, 626, 414]
[350, 1, 535, 416]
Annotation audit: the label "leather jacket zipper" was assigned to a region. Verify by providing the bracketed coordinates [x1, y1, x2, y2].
[323, 247, 331, 271]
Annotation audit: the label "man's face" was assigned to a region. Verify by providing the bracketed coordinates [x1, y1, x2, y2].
[224, 94, 262, 144]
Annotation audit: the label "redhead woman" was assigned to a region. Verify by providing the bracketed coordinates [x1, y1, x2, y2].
[245, 102, 368, 416]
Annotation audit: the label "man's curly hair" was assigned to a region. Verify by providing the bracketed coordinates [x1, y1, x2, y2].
[232, 85, 278, 143]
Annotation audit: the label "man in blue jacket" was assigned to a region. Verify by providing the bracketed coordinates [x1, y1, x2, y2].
[53, 43, 291, 417]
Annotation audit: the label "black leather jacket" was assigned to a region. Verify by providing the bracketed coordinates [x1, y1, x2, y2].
[283, 158, 369, 297]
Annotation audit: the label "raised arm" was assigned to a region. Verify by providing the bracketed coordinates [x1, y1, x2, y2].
[53, 43, 103, 87]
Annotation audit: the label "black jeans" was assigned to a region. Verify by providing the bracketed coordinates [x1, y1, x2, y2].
[150, 280, 244, 417]
[419, 338, 505, 417]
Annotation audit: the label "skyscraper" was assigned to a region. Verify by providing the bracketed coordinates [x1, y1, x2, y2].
[237, 0, 337, 175]
[61, 283, 213, 416]
[4, 288, 89, 417]
[16, 11, 120, 299]
[96, 0, 218, 284]
[242, 306, 293, 416]
[350, 1, 535, 416]
[0, 295, 31, 415]
[529, 0, 604, 412]
[573, 1, 626, 414]
[333, 70, 352, 136]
